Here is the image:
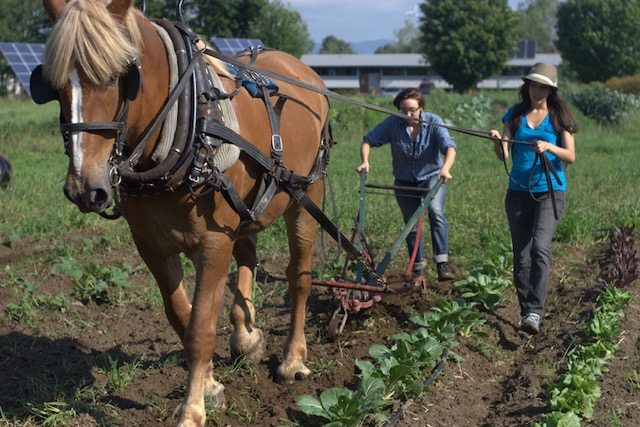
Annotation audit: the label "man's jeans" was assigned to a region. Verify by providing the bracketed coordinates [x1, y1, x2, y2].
[395, 176, 449, 273]
[505, 190, 566, 317]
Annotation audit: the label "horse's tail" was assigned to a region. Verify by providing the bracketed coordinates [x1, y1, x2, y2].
[0, 154, 12, 188]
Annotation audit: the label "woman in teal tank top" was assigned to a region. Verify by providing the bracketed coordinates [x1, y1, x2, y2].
[489, 63, 577, 337]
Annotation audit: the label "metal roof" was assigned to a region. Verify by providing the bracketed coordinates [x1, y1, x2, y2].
[301, 53, 429, 67]
[301, 53, 562, 68]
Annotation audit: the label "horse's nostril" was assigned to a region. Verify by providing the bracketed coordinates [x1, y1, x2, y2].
[90, 188, 109, 208]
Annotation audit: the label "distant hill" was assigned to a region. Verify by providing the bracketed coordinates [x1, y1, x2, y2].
[310, 39, 393, 54]
[351, 39, 393, 53]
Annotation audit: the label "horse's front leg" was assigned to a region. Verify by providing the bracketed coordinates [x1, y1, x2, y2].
[229, 235, 266, 362]
[178, 235, 233, 427]
[132, 236, 191, 340]
[277, 183, 322, 382]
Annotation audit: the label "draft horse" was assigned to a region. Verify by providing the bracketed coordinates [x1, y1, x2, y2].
[34, 1, 330, 425]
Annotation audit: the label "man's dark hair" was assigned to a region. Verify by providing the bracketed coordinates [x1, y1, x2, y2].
[393, 88, 425, 109]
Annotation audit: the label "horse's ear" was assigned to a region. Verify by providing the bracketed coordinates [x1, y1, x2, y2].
[108, 0, 134, 19]
[42, 0, 66, 22]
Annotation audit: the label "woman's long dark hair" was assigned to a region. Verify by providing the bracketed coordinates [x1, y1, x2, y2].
[508, 80, 578, 142]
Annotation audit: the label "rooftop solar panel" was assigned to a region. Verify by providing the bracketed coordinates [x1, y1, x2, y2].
[212, 38, 263, 56]
[0, 42, 45, 97]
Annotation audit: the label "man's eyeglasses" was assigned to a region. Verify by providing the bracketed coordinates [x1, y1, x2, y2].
[399, 107, 421, 114]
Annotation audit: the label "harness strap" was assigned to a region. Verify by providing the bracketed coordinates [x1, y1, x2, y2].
[62, 122, 125, 133]
[123, 49, 202, 170]
[200, 121, 274, 171]
[287, 185, 377, 282]
[539, 152, 563, 220]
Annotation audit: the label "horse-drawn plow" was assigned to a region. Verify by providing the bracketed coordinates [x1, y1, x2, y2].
[264, 174, 444, 339]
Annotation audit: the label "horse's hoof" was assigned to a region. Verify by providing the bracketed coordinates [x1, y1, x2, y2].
[204, 379, 227, 409]
[277, 359, 311, 383]
[230, 327, 266, 363]
[176, 406, 206, 427]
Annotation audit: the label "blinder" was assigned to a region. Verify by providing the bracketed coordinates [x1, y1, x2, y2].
[29, 58, 142, 105]
[30, 64, 56, 105]
[124, 58, 142, 101]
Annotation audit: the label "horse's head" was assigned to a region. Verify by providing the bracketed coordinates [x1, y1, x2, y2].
[33, 0, 163, 214]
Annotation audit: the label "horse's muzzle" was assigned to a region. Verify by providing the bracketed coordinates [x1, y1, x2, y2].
[63, 182, 112, 213]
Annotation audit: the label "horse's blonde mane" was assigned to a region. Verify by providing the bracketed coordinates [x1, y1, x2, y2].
[44, 0, 143, 89]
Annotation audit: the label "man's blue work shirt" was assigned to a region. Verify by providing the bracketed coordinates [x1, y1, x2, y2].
[363, 112, 456, 182]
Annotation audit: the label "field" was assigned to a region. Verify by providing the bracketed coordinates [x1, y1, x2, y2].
[0, 94, 639, 427]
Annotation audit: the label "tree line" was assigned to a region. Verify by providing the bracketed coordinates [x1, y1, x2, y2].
[1, 0, 640, 94]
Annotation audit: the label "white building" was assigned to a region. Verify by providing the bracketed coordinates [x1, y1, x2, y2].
[301, 52, 562, 94]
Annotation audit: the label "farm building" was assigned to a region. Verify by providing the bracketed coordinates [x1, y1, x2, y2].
[301, 47, 561, 95]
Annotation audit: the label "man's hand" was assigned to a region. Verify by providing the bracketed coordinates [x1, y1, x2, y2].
[356, 160, 370, 174]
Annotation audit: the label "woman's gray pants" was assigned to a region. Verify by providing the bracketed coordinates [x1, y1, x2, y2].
[505, 190, 566, 317]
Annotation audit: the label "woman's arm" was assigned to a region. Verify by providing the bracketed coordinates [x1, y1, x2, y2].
[489, 125, 511, 161]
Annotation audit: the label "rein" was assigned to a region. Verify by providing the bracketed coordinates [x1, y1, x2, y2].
[202, 47, 564, 217]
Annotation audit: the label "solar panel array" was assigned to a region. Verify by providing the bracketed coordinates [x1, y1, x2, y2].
[212, 38, 263, 56]
[0, 38, 264, 95]
[0, 42, 45, 97]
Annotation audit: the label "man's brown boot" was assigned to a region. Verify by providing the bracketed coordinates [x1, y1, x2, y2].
[437, 262, 455, 281]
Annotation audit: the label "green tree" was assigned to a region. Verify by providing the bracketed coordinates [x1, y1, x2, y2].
[165, 0, 313, 57]
[556, 0, 640, 83]
[0, 0, 49, 43]
[375, 19, 424, 54]
[513, 0, 559, 52]
[143, 0, 176, 20]
[248, 0, 313, 57]
[319, 35, 354, 54]
[419, 0, 516, 93]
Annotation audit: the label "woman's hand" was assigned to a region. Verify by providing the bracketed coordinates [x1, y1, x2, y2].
[490, 129, 508, 161]
[531, 140, 550, 154]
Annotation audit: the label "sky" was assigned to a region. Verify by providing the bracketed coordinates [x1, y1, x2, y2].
[286, 0, 521, 44]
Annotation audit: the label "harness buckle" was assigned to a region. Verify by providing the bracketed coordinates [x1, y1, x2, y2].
[271, 134, 283, 152]
[109, 165, 122, 187]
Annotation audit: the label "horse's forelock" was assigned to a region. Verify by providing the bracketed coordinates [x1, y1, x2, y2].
[44, 0, 142, 89]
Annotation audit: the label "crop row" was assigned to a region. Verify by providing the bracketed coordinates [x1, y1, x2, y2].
[534, 227, 638, 426]
[297, 252, 513, 426]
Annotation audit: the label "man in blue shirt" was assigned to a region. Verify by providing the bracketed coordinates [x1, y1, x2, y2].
[356, 88, 457, 283]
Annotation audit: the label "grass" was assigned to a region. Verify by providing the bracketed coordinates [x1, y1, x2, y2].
[0, 99, 130, 242]
[1, 91, 638, 274]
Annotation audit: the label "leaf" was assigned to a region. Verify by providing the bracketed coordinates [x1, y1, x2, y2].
[319, 388, 352, 412]
[296, 394, 327, 417]
[368, 344, 390, 359]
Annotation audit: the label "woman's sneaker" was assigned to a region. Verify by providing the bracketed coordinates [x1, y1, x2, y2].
[519, 313, 541, 336]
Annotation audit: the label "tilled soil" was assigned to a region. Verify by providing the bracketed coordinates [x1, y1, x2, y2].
[0, 235, 638, 427]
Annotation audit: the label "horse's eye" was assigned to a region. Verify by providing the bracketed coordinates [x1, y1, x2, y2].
[106, 76, 118, 87]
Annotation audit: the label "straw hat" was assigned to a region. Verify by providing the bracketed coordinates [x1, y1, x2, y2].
[522, 63, 558, 88]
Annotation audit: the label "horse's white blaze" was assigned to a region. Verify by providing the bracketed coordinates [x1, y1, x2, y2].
[70, 69, 84, 175]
